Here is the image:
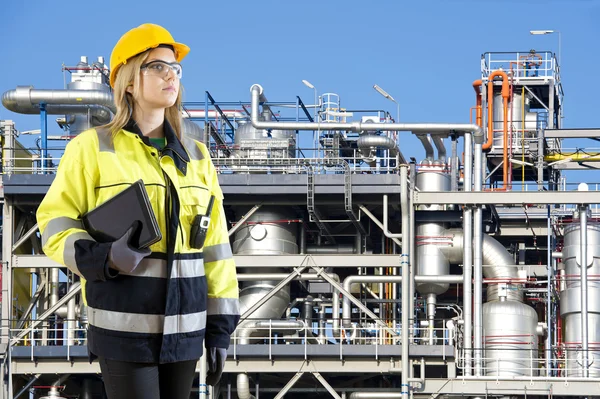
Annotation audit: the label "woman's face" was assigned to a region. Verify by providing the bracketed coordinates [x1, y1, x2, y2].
[133, 47, 181, 111]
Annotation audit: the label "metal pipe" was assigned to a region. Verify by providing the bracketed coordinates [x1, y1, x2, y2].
[546, 205, 552, 375]
[409, 164, 416, 344]
[463, 132, 473, 376]
[13, 373, 41, 399]
[66, 284, 77, 346]
[580, 205, 589, 377]
[383, 195, 402, 238]
[3, 104, 112, 124]
[349, 393, 403, 399]
[416, 135, 435, 160]
[400, 164, 411, 399]
[426, 293, 437, 345]
[12, 282, 80, 342]
[359, 205, 402, 246]
[228, 205, 262, 237]
[357, 134, 399, 156]
[473, 142, 483, 376]
[250, 84, 481, 135]
[50, 268, 59, 308]
[341, 275, 463, 328]
[431, 136, 446, 162]
[307, 244, 356, 254]
[2, 86, 116, 113]
[236, 273, 340, 337]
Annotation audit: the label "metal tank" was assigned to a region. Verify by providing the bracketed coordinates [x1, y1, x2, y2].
[233, 207, 297, 320]
[234, 111, 295, 160]
[66, 56, 111, 136]
[483, 299, 539, 376]
[560, 221, 600, 377]
[415, 161, 451, 296]
[492, 92, 538, 149]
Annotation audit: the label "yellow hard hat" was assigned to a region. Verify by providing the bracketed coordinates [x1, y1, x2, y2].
[109, 23, 190, 87]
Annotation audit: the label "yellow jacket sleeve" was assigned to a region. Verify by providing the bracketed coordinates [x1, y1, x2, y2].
[200, 145, 240, 348]
[36, 133, 113, 282]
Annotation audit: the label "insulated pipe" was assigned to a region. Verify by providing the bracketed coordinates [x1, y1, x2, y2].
[482, 71, 510, 189]
[341, 275, 464, 328]
[2, 86, 116, 113]
[237, 374, 255, 399]
[50, 268, 59, 308]
[236, 320, 305, 399]
[250, 84, 482, 135]
[236, 273, 341, 337]
[400, 164, 410, 399]
[349, 392, 403, 399]
[431, 136, 447, 162]
[66, 285, 77, 347]
[463, 132, 473, 376]
[580, 205, 589, 377]
[473, 142, 484, 376]
[182, 110, 246, 119]
[357, 134, 399, 156]
[2, 103, 112, 123]
[472, 80, 483, 127]
[416, 135, 435, 160]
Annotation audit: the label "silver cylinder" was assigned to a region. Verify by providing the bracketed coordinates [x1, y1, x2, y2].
[234, 119, 295, 160]
[66, 80, 112, 135]
[560, 220, 600, 377]
[233, 207, 297, 319]
[415, 163, 451, 296]
[483, 300, 539, 376]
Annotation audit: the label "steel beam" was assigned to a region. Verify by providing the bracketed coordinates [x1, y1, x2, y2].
[414, 190, 600, 205]
[545, 128, 600, 138]
[13, 254, 403, 269]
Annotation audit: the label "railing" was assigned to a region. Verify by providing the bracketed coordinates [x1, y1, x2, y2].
[457, 345, 600, 379]
[482, 51, 558, 81]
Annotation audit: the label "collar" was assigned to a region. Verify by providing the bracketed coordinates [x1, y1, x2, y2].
[123, 118, 190, 175]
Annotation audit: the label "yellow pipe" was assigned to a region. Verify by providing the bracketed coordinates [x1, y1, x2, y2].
[545, 153, 600, 162]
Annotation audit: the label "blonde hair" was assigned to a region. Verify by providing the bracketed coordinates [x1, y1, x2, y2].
[104, 50, 183, 138]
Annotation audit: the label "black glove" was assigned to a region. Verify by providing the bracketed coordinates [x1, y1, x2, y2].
[206, 347, 227, 386]
[108, 222, 151, 274]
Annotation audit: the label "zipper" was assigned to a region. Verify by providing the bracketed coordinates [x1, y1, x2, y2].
[159, 153, 185, 248]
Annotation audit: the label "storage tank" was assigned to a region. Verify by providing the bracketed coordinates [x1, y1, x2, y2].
[560, 221, 600, 377]
[492, 92, 538, 151]
[66, 56, 111, 136]
[483, 299, 539, 376]
[234, 112, 295, 160]
[415, 161, 451, 296]
[233, 207, 297, 319]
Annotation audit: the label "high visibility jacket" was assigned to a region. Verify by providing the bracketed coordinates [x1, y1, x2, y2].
[36, 119, 240, 364]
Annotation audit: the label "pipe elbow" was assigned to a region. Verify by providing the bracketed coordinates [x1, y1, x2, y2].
[250, 84, 263, 95]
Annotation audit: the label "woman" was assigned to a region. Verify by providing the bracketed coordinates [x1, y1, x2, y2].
[36, 23, 239, 399]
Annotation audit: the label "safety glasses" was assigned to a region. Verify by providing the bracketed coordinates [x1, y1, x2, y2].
[140, 60, 183, 80]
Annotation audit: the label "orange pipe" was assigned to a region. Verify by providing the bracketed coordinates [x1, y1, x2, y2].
[472, 80, 482, 127]
[482, 71, 510, 189]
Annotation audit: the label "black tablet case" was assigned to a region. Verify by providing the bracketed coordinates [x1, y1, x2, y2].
[82, 180, 162, 249]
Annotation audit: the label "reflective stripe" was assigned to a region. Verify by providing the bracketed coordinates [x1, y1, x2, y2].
[63, 231, 94, 275]
[203, 243, 233, 263]
[120, 258, 205, 279]
[88, 306, 163, 334]
[170, 258, 205, 279]
[42, 217, 83, 246]
[207, 298, 239, 316]
[164, 311, 207, 335]
[182, 136, 204, 161]
[96, 127, 115, 153]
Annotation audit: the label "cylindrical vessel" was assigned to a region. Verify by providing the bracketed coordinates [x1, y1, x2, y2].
[67, 79, 111, 136]
[234, 118, 295, 160]
[560, 222, 600, 377]
[233, 207, 297, 319]
[415, 163, 451, 295]
[483, 300, 539, 376]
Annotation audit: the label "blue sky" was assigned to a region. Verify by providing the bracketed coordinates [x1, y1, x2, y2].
[1, 0, 599, 183]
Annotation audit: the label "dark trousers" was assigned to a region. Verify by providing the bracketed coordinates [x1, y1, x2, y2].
[99, 357, 198, 399]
